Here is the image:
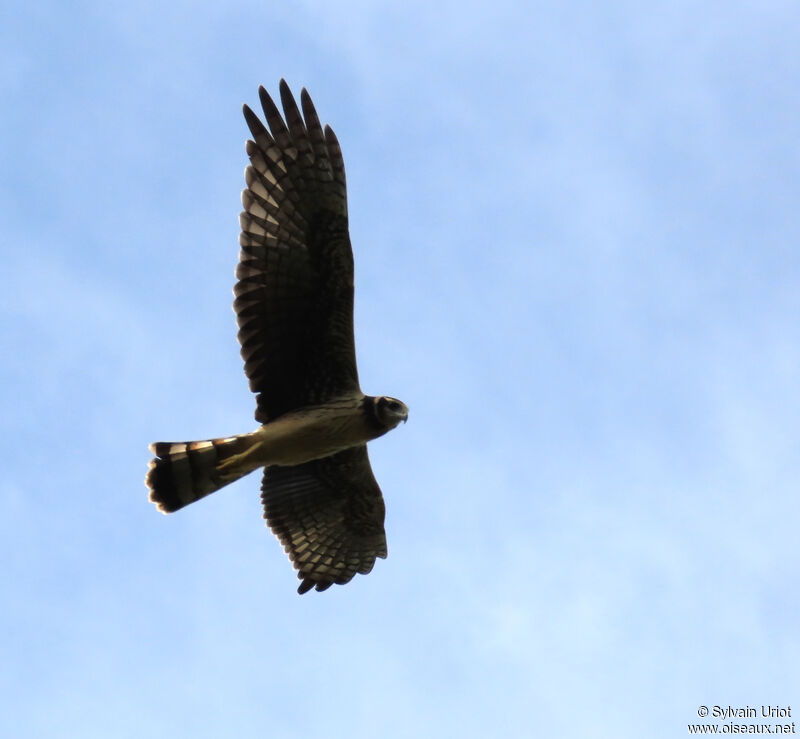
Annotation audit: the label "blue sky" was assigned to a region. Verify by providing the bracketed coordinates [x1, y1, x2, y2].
[2, 1, 799, 736]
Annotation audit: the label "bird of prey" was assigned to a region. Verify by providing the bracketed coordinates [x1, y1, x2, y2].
[146, 81, 408, 594]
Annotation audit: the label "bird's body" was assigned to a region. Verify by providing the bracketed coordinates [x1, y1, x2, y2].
[146, 81, 407, 593]
[223, 394, 391, 470]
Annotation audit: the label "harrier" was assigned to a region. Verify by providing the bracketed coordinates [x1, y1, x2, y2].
[146, 81, 407, 594]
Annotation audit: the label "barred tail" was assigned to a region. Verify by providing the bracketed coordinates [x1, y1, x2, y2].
[146, 433, 260, 513]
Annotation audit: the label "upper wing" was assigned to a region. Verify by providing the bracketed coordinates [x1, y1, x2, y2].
[236, 81, 359, 422]
[261, 446, 388, 594]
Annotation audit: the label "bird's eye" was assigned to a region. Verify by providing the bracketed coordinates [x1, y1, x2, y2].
[387, 400, 401, 412]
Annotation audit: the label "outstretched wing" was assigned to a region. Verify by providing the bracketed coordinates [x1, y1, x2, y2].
[261, 446, 388, 594]
[237, 80, 359, 422]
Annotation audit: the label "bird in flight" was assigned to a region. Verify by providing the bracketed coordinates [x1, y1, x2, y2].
[146, 81, 408, 594]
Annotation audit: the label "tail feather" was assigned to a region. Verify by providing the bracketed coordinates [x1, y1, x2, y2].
[146, 434, 259, 513]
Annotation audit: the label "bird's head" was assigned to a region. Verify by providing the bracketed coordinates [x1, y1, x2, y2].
[374, 396, 409, 429]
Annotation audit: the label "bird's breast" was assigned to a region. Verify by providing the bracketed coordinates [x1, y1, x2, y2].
[250, 399, 378, 466]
